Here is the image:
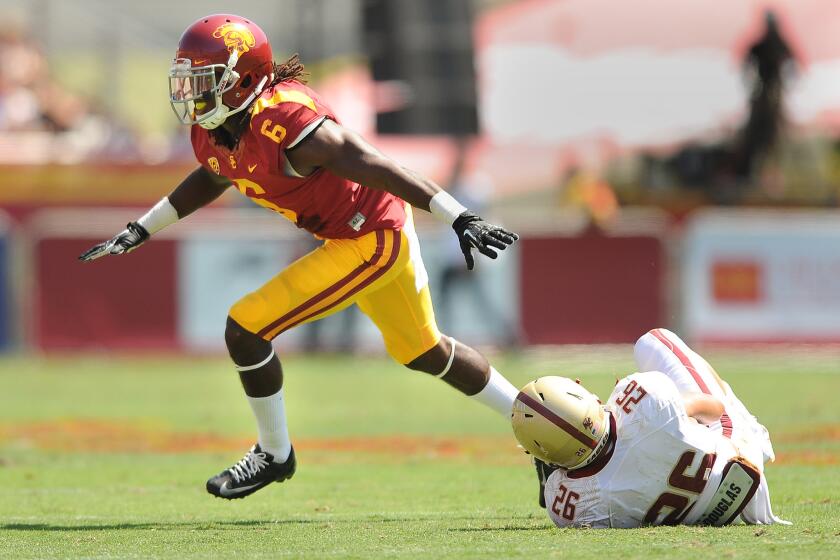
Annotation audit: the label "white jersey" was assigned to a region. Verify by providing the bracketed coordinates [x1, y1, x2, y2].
[544, 371, 780, 528]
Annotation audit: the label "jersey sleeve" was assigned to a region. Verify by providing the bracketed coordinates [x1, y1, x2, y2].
[250, 95, 327, 153]
[544, 469, 609, 528]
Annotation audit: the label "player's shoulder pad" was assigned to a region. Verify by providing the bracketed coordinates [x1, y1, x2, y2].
[249, 84, 326, 150]
[251, 84, 320, 123]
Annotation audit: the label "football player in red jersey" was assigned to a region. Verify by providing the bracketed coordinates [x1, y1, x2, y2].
[80, 14, 520, 500]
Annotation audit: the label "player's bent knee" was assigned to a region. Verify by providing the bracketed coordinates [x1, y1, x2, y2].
[405, 338, 450, 375]
[636, 328, 669, 347]
[634, 330, 661, 372]
[635, 330, 658, 350]
[228, 291, 271, 338]
[225, 315, 271, 359]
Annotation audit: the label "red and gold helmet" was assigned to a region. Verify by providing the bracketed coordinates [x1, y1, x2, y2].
[169, 14, 274, 129]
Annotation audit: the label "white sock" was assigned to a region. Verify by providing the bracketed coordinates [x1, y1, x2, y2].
[471, 367, 519, 417]
[246, 388, 291, 462]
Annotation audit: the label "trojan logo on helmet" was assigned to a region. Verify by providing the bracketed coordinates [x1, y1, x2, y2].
[168, 14, 274, 130]
[212, 23, 256, 54]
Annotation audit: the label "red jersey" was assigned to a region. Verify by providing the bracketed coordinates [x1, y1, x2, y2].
[190, 80, 406, 239]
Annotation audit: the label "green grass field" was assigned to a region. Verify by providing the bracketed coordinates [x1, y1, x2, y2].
[1, 347, 839, 559]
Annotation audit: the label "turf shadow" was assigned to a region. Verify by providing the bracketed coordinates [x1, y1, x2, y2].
[450, 525, 552, 532]
[1, 516, 543, 532]
[0, 519, 319, 532]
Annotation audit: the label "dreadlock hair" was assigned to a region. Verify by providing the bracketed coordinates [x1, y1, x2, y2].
[270, 54, 308, 86]
[208, 54, 308, 150]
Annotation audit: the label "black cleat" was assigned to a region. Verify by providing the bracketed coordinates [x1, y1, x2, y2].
[206, 444, 296, 500]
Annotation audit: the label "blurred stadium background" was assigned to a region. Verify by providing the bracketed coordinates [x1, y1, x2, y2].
[1, 0, 839, 354]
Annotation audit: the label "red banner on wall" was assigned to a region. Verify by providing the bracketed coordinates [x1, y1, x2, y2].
[33, 238, 179, 350]
[519, 233, 664, 344]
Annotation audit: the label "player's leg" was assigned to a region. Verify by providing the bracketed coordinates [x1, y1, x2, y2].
[204, 316, 298, 499]
[634, 328, 774, 463]
[208, 230, 404, 499]
[632, 327, 740, 447]
[356, 213, 518, 417]
[633, 328, 728, 400]
[634, 328, 759, 413]
[405, 335, 519, 417]
[358, 290, 518, 417]
[225, 316, 289, 457]
[690, 349, 776, 463]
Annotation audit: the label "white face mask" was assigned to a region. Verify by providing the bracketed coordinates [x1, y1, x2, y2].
[168, 51, 269, 129]
[197, 103, 231, 130]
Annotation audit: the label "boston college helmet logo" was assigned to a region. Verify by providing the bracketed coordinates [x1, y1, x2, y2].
[212, 23, 256, 54]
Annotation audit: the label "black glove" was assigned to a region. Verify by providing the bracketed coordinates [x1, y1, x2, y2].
[534, 458, 560, 509]
[78, 222, 150, 262]
[452, 211, 519, 270]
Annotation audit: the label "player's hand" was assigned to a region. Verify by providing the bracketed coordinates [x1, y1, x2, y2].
[452, 211, 518, 270]
[78, 222, 150, 262]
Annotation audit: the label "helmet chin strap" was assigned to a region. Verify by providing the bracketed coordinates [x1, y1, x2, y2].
[198, 104, 230, 130]
[199, 74, 271, 130]
[572, 409, 612, 470]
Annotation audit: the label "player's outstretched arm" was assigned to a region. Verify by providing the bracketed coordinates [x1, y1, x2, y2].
[79, 166, 231, 262]
[287, 119, 518, 269]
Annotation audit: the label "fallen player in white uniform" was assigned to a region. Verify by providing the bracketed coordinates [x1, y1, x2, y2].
[511, 328, 789, 528]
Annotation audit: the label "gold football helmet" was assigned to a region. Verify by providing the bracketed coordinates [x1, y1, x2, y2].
[511, 376, 610, 469]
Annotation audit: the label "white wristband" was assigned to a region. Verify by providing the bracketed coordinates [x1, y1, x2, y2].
[429, 191, 468, 225]
[137, 197, 179, 235]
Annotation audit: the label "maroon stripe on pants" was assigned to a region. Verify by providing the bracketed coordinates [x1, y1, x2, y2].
[257, 230, 387, 338]
[275, 229, 402, 336]
[650, 329, 712, 395]
[721, 413, 733, 438]
[650, 329, 733, 439]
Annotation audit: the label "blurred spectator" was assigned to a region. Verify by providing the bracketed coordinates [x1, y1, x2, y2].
[436, 137, 519, 347]
[558, 165, 619, 231]
[736, 10, 797, 180]
[0, 23, 138, 162]
[0, 26, 46, 131]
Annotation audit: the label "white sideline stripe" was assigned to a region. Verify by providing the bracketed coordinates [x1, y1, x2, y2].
[235, 349, 276, 372]
[435, 337, 457, 378]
